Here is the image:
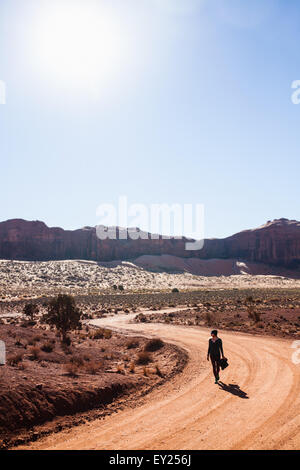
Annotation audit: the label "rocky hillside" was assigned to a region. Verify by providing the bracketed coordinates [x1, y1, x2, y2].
[0, 218, 299, 268]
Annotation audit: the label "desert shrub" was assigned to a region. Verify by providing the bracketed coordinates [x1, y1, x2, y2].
[83, 360, 103, 375]
[155, 364, 163, 377]
[172, 288, 179, 293]
[43, 294, 82, 342]
[7, 353, 23, 366]
[126, 339, 139, 349]
[116, 364, 124, 374]
[65, 362, 79, 377]
[82, 354, 91, 361]
[23, 302, 39, 321]
[205, 312, 213, 326]
[62, 345, 72, 355]
[90, 328, 112, 340]
[41, 342, 54, 353]
[144, 338, 164, 352]
[7, 330, 16, 338]
[118, 285, 124, 291]
[136, 351, 152, 365]
[247, 305, 261, 323]
[69, 355, 85, 367]
[135, 313, 148, 323]
[29, 346, 40, 360]
[62, 335, 72, 346]
[129, 362, 135, 373]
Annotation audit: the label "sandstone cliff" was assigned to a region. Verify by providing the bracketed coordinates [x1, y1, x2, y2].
[0, 218, 299, 268]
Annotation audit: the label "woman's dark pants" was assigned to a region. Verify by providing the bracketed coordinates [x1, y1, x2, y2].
[210, 355, 220, 379]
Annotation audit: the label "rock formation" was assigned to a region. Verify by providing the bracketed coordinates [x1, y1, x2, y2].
[0, 218, 299, 268]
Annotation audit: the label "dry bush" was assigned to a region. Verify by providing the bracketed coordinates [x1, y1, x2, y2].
[155, 364, 163, 377]
[247, 305, 261, 323]
[126, 339, 139, 349]
[29, 346, 40, 360]
[90, 328, 112, 340]
[7, 353, 23, 366]
[83, 360, 103, 375]
[116, 364, 124, 374]
[61, 338, 73, 354]
[103, 329, 112, 339]
[17, 361, 27, 371]
[136, 351, 152, 365]
[205, 312, 213, 326]
[144, 338, 164, 352]
[41, 341, 54, 353]
[69, 355, 85, 367]
[82, 354, 91, 362]
[64, 362, 79, 377]
[62, 335, 71, 346]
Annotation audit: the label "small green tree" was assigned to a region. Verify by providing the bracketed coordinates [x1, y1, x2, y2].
[23, 302, 39, 321]
[43, 295, 82, 343]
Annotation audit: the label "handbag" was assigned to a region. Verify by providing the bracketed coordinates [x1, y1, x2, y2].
[220, 358, 229, 370]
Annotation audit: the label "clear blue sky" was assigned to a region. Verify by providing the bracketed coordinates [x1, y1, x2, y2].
[0, 0, 300, 239]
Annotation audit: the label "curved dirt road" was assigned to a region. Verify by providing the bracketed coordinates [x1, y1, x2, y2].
[18, 313, 300, 450]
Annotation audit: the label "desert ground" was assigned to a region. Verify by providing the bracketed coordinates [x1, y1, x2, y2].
[0, 259, 299, 450]
[16, 311, 300, 450]
[1, 257, 300, 301]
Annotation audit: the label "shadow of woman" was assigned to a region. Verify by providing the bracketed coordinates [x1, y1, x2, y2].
[218, 381, 249, 399]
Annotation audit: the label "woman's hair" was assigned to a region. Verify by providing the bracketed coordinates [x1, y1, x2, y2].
[211, 330, 218, 336]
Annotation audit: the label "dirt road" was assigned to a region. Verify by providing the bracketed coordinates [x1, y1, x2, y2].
[18, 312, 300, 450]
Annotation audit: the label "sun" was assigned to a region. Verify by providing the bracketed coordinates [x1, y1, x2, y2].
[31, 1, 126, 93]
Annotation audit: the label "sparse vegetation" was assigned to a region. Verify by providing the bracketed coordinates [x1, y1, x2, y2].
[90, 328, 112, 340]
[144, 338, 164, 352]
[126, 339, 139, 349]
[29, 346, 40, 361]
[7, 353, 23, 366]
[247, 305, 261, 323]
[83, 360, 103, 375]
[65, 362, 79, 377]
[137, 351, 152, 365]
[43, 294, 82, 343]
[41, 341, 54, 353]
[155, 364, 163, 377]
[23, 302, 39, 321]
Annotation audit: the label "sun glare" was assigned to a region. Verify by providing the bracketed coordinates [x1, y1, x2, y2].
[31, 2, 127, 93]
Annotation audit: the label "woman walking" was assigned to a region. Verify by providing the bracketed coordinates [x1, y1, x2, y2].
[207, 330, 225, 384]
